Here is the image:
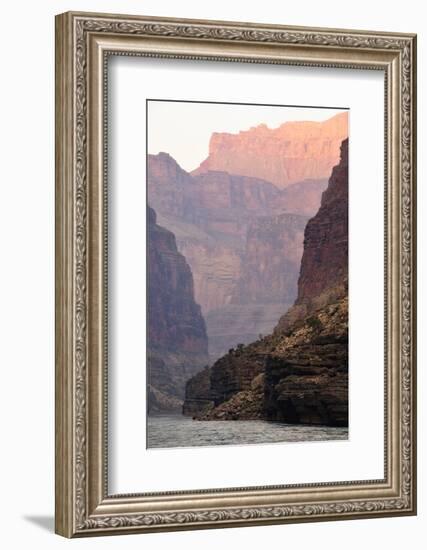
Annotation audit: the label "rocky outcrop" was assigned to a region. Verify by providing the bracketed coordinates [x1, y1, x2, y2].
[183, 342, 265, 418]
[193, 112, 348, 188]
[147, 206, 209, 411]
[198, 373, 266, 420]
[264, 296, 348, 426]
[261, 139, 349, 425]
[184, 138, 349, 427]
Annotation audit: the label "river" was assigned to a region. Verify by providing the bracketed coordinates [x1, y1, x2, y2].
[147, 415, 348, 449]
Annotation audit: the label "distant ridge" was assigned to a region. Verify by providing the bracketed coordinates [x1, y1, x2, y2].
[192, 112, 348, 189]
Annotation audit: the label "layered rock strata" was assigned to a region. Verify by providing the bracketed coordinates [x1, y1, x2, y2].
[193, 112, 348, 188]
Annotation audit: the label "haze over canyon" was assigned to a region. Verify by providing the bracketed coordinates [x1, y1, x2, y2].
[147, 110, 348, 419]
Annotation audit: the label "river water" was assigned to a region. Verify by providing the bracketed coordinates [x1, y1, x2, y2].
[147, 415, 348, 449]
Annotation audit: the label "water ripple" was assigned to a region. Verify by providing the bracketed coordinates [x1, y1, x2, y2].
[147, 415, 348, 449]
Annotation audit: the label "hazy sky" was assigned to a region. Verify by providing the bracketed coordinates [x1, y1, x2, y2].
[147, 100, 347, 172]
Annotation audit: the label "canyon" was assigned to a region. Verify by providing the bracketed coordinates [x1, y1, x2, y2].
[183, 138, 349, 427]
[148, 153, 324, 361]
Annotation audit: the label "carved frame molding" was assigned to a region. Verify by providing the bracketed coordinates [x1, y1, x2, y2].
[55, 11, 416, 537]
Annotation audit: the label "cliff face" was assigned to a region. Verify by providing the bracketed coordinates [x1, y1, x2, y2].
[177, 238, 241, 315]
[276, 138, 349, 331]
[296, 138, 348, 303]
[274, 178, 329, 217]
[184, 139, 349, 427]
[193, 112, 348, 189]
[261, 139, 349, 425]
[147, 206, 209, 411]
[264, 296, 348, 426]
[231, 213, 307, 305]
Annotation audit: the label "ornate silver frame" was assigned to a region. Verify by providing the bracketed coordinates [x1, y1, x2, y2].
[55, 11, 417, 537]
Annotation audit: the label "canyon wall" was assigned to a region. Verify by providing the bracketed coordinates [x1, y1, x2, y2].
[147, 206, 209, 412]
[276, 137, 349, 331]
[184, 139, 349, 426]
[231, 213, 308, 305]
[193, 112, 348, 189]
[273, 178, 328, 216]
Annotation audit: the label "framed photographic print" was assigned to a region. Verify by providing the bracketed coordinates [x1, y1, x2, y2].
[55, 11, 417, 537]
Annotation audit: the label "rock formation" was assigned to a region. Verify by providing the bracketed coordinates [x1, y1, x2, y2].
[147, 206, 209, 412]
[184, 341, 265, 420]
[193, 112, 348, 189]
[275, 137, 349, 331]
[263, 296, 348, 426]
[184, 138, 349, 427]
[147, 154, 325, 315]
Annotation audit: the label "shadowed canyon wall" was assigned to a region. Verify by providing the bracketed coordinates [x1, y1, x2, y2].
[147, 206, 209, 413]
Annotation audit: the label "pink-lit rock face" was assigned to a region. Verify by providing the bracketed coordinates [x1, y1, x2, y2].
[193, 112, 348, 189]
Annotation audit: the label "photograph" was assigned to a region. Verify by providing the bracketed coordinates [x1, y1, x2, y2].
[147, 100, 349, 448]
